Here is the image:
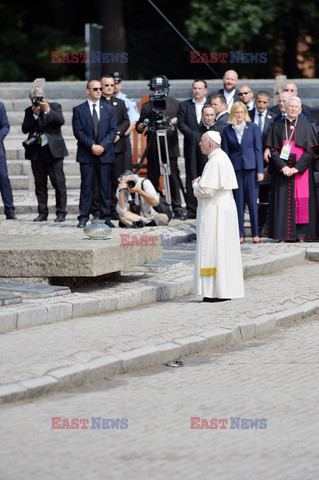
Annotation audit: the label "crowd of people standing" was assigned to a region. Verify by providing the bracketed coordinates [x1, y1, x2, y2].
[0, 70, 318, 244]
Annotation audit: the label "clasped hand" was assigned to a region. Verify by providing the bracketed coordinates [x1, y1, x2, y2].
[282, 166, 298, 177]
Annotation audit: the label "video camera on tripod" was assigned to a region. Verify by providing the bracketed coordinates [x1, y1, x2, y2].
[141, 76, 173, 205]
[142, 76, 176, 133]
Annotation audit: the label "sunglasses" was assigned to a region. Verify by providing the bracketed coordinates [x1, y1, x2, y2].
[103, 84, 114, 87]
[90, 87, 102, 91]
[238, 91, 251, 95]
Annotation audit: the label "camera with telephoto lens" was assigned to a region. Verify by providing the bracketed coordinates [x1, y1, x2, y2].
[127, 180, 136, 189]
[32, 96, 44, 106]
[22, 132, 42, 148]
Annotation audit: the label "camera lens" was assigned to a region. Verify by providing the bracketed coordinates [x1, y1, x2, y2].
[127, 180, 136, 188]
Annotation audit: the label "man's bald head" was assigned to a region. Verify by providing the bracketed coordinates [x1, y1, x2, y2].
[278, 91, 291, 112]
[284, 82, 298, 96]
[222, 70, 238, 93]
[238, 85, 254, 105]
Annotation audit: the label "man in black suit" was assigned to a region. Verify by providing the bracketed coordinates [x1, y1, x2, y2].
[22, 87, 68, 222]
[207, 70, 239, 112]
[192, 105, 216, 174]
[90, 75, 130, 220]
[269, 82, 312, 121]
[136, 76, 185, 219]
[72, 79, 117, 228]
[249, 91, 276, 235]
[210, 94, 229, 134]
[177, 79, 207, 218]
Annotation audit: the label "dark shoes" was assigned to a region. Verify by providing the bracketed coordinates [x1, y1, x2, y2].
[183, 212, 196, 220]
[105, 220, 115, 228]
[6, 212, 17, 220]
[77, 220, 87, 228]
[203, 297, 231, 303]
[174, 210, 187, 220]
[111, 212, 119, 221]
[54, 214, 66, 222]
[33, 214, 48, 222]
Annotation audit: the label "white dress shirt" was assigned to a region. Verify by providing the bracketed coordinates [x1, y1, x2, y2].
[87, 99, 101, 120]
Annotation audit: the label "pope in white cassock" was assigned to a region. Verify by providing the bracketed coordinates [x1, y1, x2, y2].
[192, 131, 245, 302]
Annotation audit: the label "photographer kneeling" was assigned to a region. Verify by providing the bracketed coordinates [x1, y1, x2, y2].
[116, 171, 169, 228]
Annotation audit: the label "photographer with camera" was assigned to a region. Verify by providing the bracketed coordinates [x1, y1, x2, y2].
[136, 76, 185, 220]
[116, 170, 169, 228]
[22, 87, 68, 222]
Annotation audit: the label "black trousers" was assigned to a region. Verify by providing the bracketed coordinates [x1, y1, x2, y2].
[79, 159, 112, 222]
[258, 182, 271, 232]
[91, 152, 130, 217]
[31, 153, 67, 216]
[147, 154, 183, 213]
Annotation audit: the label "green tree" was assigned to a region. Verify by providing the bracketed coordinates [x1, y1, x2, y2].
[185, 0, 319, 78]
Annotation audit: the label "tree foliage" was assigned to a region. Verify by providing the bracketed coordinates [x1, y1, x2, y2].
[0, 0, 318, 81]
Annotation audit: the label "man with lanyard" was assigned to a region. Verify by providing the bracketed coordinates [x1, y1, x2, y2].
[266, 96, 318, 241]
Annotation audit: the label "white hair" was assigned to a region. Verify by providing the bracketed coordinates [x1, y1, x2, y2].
[286, 96, 301, 108]
[29, 87, 43, 98]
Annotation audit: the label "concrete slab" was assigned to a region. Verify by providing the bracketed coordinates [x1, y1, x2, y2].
[0, 293, 22, 306]
[0, 282, 70, 298]
[0, 231, 162, 278]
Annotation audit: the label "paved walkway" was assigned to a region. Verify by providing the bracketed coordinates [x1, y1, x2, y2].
[1, 312, 318, 480]
[0, 237, 318, 402]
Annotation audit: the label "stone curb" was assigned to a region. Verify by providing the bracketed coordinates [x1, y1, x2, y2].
[0, 248, 310, 334]
[1, 299, 318, 405]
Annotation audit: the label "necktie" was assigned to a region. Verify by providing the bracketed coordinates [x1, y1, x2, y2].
[258, 112, 263, 135]
[92, 103, 99, 142]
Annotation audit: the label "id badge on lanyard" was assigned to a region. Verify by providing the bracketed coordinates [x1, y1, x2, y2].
[280, 141, 291, 160]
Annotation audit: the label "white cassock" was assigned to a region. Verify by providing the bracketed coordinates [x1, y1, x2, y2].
[193, 147, 245, 299]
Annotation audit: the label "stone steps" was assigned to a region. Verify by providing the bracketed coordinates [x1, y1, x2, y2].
[1, 79, 318, 202]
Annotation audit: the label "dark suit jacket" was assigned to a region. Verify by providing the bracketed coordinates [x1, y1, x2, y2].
[269, 103, 311, 122]
[249, 108, 276, 149]
[101, 96, 129, 153]
[221, 122, 263, 174]
[192, 123, 216, 174]
[22, 102, 68, 160]
[72, 100, 117, 164]
[0, 102, 9, 156]
[207, 88, 239, 106]
[177, 98, 201, 162]
[137, 96, 180, 158]
[212, 111, 229, 135]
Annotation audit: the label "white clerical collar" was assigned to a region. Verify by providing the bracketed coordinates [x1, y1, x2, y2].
[286, 116, 296, 122]
[204, 123, 214, 129]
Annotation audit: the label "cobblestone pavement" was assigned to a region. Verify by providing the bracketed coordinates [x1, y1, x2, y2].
[0, 315, 318, 480]
[0, 260, 318, 386]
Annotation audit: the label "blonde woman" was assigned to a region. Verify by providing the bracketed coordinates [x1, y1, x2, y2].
[221, 101, 264, 243]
